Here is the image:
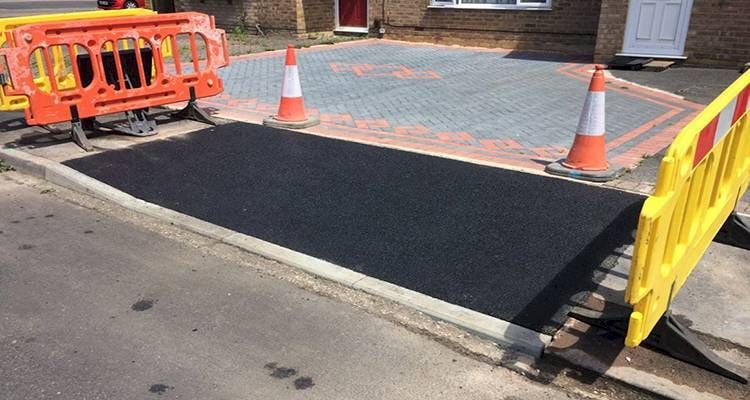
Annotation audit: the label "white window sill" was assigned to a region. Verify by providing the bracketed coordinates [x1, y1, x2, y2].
[428, 5, 552, 11]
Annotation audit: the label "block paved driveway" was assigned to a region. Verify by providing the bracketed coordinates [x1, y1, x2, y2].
[201, 39, 703, 171]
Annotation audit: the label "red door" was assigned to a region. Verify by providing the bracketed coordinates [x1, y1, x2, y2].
[338, 0, 367, 28]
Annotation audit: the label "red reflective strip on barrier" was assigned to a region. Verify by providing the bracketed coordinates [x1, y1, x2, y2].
[0, 12, 228, 125]
[693, 116, 719, 166]
[734, 84, 750, 124]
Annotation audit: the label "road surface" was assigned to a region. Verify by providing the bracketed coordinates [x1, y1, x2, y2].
[0, 0, 93, 17]
[0, 171, 585, 399]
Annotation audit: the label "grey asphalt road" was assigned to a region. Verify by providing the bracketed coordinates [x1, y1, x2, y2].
[0, 0, 93, 16]
[0, 171, 583, 400]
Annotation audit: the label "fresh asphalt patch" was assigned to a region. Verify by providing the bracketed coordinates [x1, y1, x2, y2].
[64, 122, 644, 334]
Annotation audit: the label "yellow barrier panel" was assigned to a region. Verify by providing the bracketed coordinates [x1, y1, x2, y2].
[0, 9, 156, 112]
[625, 69, 750, 347]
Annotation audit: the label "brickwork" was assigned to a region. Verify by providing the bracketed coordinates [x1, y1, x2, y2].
[174, 0, 250, 29]
[258, 0, 299, 31]
[173, 0, 335, 32]
[593, 0, 627, 63]
[298, 0, 335, 32]
[684, 0, 750, 67]
[380, 0, 602, 54]
[172, 0, 748, 67]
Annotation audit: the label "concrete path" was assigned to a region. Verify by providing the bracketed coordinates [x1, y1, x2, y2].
[0, 171, 585, 400]
[203, 40, 702, 172]
[611, 67, 741, 105]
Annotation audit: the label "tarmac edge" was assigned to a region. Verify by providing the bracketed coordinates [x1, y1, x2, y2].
[0, 146, 552, 359]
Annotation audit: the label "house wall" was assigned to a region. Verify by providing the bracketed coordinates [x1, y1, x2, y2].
[596, 0, 750, 68]
[174, 0, 256, 29]
[685, 0, 750, 67]
[378, 0, 602, 54]
[298, 0, 336, 32]
[175, 0, 312, 32]
[172, 0, 748, 67]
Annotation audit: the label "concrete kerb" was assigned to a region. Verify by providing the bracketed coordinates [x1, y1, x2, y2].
[0, 146, 552, 359]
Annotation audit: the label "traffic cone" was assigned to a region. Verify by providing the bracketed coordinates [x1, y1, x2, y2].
[545, 65, 623, 182]
[263, 44, 320, 129]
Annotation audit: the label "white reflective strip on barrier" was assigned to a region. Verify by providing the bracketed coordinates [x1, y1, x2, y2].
[281, 65, 302, 98]
[714, 96, 737, 145]
[575, 91, 605, 136]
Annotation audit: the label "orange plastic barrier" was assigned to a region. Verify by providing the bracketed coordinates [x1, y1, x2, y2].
[0, 12, 228, 125]
[0, 9, 158, 111]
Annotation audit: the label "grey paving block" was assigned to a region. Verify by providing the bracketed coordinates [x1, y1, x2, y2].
[217, 42, 691, 159]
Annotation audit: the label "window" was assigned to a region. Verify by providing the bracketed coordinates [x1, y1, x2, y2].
[430, 0, 551, 10]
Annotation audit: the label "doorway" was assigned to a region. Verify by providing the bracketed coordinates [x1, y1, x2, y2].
[621, 0, 693, 58]
[336, 0, 368, 33]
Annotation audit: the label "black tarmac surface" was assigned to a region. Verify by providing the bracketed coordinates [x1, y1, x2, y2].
[65, 122, 645, 334]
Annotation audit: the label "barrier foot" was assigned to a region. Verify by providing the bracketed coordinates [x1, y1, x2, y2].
[71, 120, 94, 152]
[570, 307, 748, 384]
[113, 109, 157, 137]
[70, 107, 94, 152]
[174, 87, 216, 126]
[714, 212, 750, 250]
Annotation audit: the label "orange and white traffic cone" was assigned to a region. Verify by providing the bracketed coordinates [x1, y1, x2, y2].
[263, 44, 320, 129]
[545, 65, 623, 182]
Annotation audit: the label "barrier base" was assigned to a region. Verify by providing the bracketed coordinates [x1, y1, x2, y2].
[714, 212, 750, 250]
[544, 160, 625, 183]
[263, 115, 320, 130]
[70, 107, 94, 152]
[113, 109, 157, 137]
[174, 88, 217, 126]
[570, 306, 748, 384]
[71, 120, 94, 152]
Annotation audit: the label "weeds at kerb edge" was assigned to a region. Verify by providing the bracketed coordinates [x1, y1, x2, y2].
[0, 159, 14, 173]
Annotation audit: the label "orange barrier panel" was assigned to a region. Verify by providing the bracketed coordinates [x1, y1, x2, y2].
[0, 12, 228, 125]
[0, 9, 158, 111]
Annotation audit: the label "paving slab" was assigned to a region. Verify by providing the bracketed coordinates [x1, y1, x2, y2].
[611, 67, 741, 105]
[198, 39, 702, 172]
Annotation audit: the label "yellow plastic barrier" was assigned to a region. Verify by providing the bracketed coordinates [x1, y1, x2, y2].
[625, 69, 750, 347]
[0, 9, 156, 111]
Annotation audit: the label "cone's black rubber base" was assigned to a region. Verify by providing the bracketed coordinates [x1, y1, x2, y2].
[263, 115, 320, 129]
[545, 160, 625, 183]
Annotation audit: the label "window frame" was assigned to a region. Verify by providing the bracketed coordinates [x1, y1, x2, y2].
[429, 0, 552, 11]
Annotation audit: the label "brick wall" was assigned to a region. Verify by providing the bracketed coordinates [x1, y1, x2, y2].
[379, 0, 602, 54]
[298, 0, 335, 32]
[258, 0, 299, 31]
[173, 0, 748, 67]
[596, 0, 750, 68]
[175, 0, 250, 28]
[592, 0, 626, 63]
[174, 0, 299, 31]
[174, 0, 335, 32]
[685, 0, 750, 67]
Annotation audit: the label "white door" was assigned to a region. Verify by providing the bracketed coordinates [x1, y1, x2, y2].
[622, 0, 693, 57]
